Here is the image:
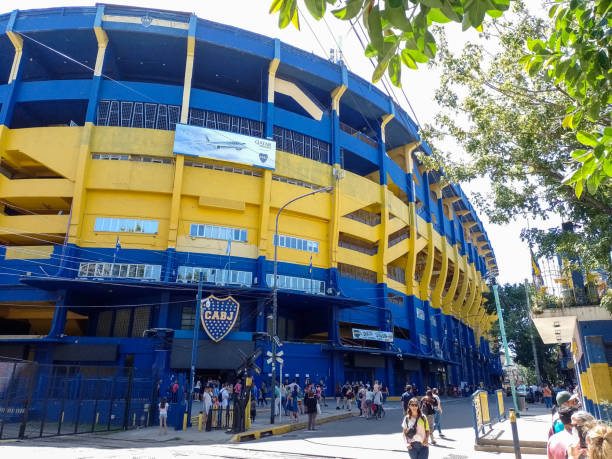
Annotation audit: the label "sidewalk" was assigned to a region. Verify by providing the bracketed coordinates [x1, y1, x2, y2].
[94, 404, 358, 445]
[478, 402, 552, 455]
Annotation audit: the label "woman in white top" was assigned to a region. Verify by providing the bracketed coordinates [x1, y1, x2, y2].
[158, 397, 168, 435]
[202, 388, 212, 426]
[402, 397, 429, 458]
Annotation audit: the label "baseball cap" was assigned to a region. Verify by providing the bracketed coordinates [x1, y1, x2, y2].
[556, 391, 571, 405]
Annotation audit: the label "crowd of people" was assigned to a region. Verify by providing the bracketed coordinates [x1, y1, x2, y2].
[546, 389, 612, 459]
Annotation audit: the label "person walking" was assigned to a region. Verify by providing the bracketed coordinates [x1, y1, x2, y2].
[420, 390, 438, 445]
[432, 388, 444, 437]
[381, 384, 389, 404]
[344, 382, 353, 411]
[543, 384, 553, 409]
[202, 387, 212, 426]
[402, 385, 413, 413]
[158, 397, 168, 435]
[402, 397, 429, 459]
[290, 385, 299, 422]
[335, 382, 342, 410]
[305, 389, 318, 431]
[274, 383, 281, 417]
[319, 379, 328, 407]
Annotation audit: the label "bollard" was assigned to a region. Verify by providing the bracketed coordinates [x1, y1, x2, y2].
[198, 412, 203, 432]
[509, 409, 522, 459]
[133, 413, 136, 426]
[183, 412, 188, 431]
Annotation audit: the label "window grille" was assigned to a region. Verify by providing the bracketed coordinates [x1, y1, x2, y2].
[273, 126, 330, 164]
[176, 266, 253, 286]
[120, 101, 133, 127]
[266, 273, 325, 295]
[189, 224, 247, 242]
[273, 234, 318, 253]
[338, 263, 377, 284]
[78, 262, 161, 281]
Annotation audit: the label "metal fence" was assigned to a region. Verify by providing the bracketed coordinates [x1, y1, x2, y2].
[472, 389, 506, 444]
[0, 358, 156, 440]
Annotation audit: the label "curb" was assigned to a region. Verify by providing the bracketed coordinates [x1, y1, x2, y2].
[230, 411, 359, 442]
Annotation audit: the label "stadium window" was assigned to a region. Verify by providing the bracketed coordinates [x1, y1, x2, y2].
[78, 262, 161, 281]
[274, 234, 318, 254]
[189, 224, 247, 242]
[94, 217, 158, 234]
[265, 274, 325, 295]
[177, 266, 252, 286]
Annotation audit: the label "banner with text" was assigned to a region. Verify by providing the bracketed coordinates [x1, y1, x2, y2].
[173, 123, 276, 169]
[352, 328, 393, 343]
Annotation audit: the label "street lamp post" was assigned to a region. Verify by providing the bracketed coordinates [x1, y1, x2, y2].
[269, 185, 333, 424]
[492, 282, 520, 415]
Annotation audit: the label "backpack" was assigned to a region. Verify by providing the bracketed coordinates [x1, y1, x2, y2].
[422, 398, 434, 415]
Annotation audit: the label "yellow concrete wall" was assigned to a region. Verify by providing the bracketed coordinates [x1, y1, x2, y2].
[0, 125, 493, 328]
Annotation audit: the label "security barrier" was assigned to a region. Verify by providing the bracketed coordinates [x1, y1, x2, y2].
[0, 358, 155, 440]
[472, 389, 506, 444]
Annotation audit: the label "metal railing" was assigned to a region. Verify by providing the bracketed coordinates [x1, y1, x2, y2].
[0, 358, 155, 440]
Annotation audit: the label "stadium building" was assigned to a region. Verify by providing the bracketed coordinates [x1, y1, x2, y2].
[0, 4, 501, 394]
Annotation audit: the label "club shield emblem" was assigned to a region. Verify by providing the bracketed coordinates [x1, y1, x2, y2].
[259, 153, 268, 163]
[200, 295, 240, 342]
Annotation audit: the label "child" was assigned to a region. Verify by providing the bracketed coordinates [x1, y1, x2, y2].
[158, 397, 168, 435]
[250, 397, 257, 423]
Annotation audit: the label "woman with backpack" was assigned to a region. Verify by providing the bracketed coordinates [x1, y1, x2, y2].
[420, 390, 438, 445]
[402, 397, 430, 458]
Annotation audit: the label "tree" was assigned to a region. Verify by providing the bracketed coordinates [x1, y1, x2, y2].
[523, 0, 611, 196]
[269, 0, 510, 85]
[419, 4, 612, 274]
[484, 284, 559, 383]
[271, 1, 609, 199]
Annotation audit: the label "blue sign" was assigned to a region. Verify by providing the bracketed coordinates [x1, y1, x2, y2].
[200, 295, 240, 342]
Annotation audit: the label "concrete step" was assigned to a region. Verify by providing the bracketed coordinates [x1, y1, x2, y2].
[479, 438, 547, 448]
[475, 444, 547, 455]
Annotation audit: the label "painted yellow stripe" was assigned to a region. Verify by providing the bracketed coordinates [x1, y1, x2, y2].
[275, 78, 323, 121]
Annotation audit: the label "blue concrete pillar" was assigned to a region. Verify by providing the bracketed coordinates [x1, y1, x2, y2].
[48, 289, 69, 338]
[157, 291, 170, 328]
[264, 38, 280, 140]
[256, 298, 266, 332]
[0, 11, 25, 128]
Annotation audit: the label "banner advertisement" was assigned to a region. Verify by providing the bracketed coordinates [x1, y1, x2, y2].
[351, 328, 393, 343]
[173, 123, 276, 169]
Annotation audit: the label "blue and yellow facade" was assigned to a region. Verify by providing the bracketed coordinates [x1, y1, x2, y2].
[0, 5, 501, 394]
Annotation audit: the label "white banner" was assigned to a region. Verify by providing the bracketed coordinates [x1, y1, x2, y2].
[352, 328, 393, 343]
[173, 123, 276, 169]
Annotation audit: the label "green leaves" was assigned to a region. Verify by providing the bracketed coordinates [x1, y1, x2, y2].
[304, 0, 326, 19]
[270, 0, 299, 29]
[270, 1, 510, 88]
[523, 0, 612, 196]
[388, 54, 402, 86]
[332, 0, 363, 20]
[577, 131, 598, 147]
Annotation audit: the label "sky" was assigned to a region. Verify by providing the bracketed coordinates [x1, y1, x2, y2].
[10, 0, 563, 286]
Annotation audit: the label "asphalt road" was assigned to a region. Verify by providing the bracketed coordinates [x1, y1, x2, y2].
[2, 397, 543, 458]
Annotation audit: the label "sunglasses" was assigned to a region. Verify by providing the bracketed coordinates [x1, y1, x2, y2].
[409, 403, 419, 407]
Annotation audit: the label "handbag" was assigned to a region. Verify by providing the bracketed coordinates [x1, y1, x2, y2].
[316, 402, 321, 414]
